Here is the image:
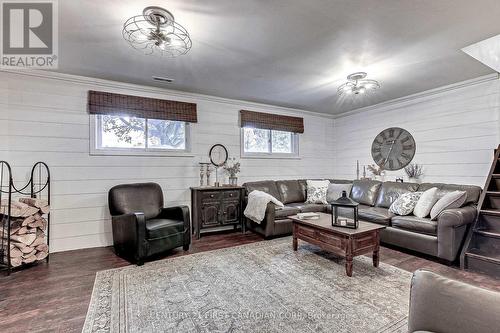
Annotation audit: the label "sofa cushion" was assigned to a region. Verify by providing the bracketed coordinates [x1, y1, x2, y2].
[146, 218, 184, 239]
[375, 181, 419, 208]
[287, 202, 328, 213]
[244, 181, 282, 202]
[275, 206, 301, 219]
[389, 192, 423, 216]
[391, 216, 437, 236]
[305, 180, 329, 204]
[351, 180, 382, 206]
[418, 183, 481, 205]
[358, 206, 395, 226]
[414, 187, 439, 218]
[326, 183, 353, 203]
[276, 180, 305, 204]
[430, 190, 467, 220]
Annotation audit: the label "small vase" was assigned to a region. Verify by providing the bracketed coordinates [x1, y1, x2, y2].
[228, 176, 238, 186]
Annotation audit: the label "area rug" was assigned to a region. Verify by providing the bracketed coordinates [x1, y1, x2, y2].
[82, 238, 411, 333]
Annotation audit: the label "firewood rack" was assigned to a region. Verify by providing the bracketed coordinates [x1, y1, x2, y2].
[0, 161, 51, 275]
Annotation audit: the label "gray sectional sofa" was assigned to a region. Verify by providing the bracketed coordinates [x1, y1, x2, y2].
[242, 179, 481, 262]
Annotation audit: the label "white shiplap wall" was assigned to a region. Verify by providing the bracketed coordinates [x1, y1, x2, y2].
[333, 76, 500, 186]
[0, 71, 335, 252]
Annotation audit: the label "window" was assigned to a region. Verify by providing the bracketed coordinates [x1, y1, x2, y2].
[92, 114, 190, 155]
[242, 127, 299, 157]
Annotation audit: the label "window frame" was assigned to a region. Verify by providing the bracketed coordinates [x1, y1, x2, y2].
[240, 127, 300, 159]
[89, 114, 194, 157]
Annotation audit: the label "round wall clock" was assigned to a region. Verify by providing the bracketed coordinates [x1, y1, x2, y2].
[209, 144, 228, 167]
[371, 127, 416, 171]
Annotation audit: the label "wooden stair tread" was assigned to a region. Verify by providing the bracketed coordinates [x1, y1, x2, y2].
[466, 248, 500, 264]
[474, 229, 500, 239]
[486, 191, 500, 195]
[479, 209, 500, 216]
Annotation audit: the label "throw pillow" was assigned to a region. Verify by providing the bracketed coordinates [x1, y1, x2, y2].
[389, 192, 423, 216]
[430, 190, 467, 220]
[326, 183, 353, 203]
[305, 180, 330, 204]
[413, 187, 439, 218]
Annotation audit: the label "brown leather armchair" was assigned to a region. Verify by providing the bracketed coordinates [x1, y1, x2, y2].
[108, 182, 190, 265]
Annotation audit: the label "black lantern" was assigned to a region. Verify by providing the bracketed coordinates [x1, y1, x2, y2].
[331, 190, 359, 229]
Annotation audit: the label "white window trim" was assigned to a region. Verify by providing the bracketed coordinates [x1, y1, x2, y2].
[89, 115, 195, 157]
[240, 128, 300, 159]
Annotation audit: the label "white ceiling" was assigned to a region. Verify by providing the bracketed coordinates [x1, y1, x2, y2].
[56, 0, 500, 114]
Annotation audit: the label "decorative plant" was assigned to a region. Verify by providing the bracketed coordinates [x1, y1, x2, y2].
[223, 158, 241, 177]
[367, 164, 384, 176]
[404, 163, 424, 179]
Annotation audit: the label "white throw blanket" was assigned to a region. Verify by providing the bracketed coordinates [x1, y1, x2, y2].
[244, 190, 284, 224]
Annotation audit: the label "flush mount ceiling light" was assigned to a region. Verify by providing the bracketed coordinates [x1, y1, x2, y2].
[123, 6, 192, 57]
[337, 72, 380, 96]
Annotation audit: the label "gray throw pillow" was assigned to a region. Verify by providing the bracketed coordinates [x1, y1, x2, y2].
[430, 190, 467, 220]
[305, 180, 330, 204]
[389, 192, 423, 216]
[326, 183, 353, 203]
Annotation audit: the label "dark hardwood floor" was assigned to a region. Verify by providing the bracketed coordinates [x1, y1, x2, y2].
[1, 231, 499, 333]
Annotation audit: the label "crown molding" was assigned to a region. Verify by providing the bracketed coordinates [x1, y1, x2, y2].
[334, 73, 499, 119]
[0, 68, 335, 119]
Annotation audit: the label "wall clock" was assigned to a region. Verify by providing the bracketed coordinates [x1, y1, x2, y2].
[209, 144, 228, 167]
[371, 127, 416, 171]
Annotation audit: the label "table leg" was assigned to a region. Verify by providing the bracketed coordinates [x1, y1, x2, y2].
[346, 255, 353, 277]
[373, 249, 379, 267]
[346, 236, 353, 277]
[292, 224, 298, 251]
[373, 230, 380, 267]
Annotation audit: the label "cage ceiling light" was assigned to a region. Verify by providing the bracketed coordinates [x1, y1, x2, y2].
[123, 6, 192, 57]
[337, 72, 380, 96]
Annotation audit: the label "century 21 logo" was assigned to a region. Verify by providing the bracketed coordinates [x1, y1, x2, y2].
[2, 2, 53, 54]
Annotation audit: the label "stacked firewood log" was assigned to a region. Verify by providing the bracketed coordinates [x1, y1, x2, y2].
[1, 197, 49, 267]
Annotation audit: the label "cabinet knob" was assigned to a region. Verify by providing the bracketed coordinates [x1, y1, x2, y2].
[210, 194, 214, 198]
[229, 193, 233, 197]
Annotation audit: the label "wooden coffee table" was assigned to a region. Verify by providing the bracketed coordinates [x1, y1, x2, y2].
[290, 212, 386, 277]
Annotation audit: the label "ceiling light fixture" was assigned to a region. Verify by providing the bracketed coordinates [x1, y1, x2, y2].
[337, 72, 380, 96]
[123, 6, 192, 57]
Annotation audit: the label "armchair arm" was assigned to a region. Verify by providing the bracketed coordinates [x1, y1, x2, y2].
[111, 212, 146, 262]
[408, 270, 500, 333]
[158, 205, 191, 247]
[437, 205, 477, 228]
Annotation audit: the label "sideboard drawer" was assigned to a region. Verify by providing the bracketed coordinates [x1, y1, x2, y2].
[201, 191, 222, 201]
[223, 190, 240, 200]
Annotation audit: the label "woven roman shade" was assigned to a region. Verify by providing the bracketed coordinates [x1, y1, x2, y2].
[240, 110, 304, 133]
[88, 90, 197, 123]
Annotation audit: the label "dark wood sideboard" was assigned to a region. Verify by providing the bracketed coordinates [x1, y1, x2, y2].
[190, 186, 245, 239]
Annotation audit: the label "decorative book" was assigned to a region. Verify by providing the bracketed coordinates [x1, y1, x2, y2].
[297, 212, 320, 220]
